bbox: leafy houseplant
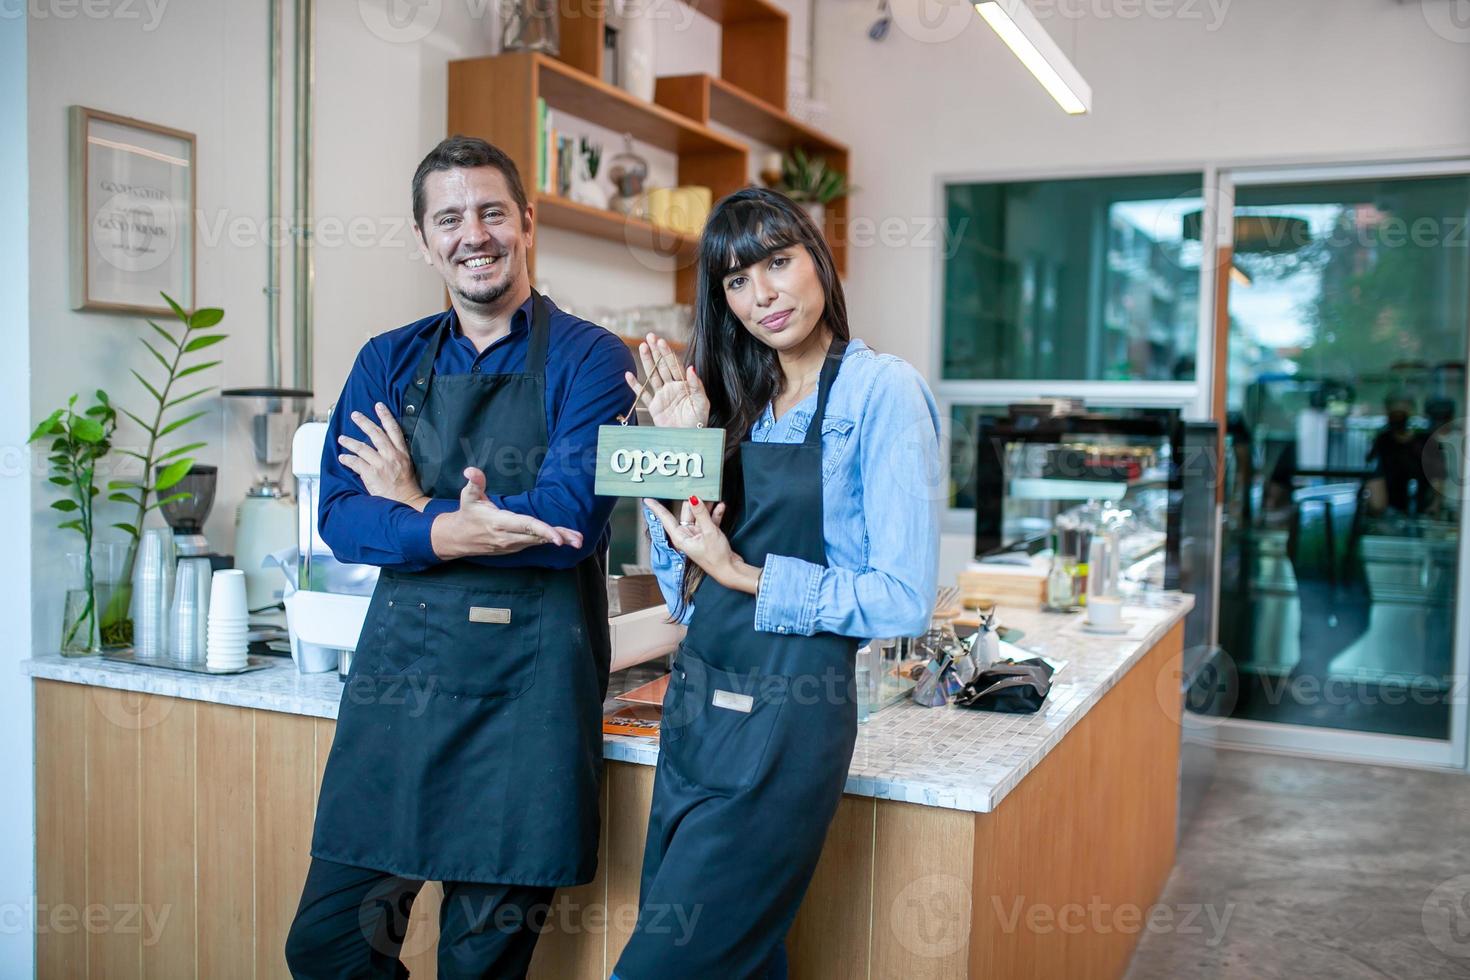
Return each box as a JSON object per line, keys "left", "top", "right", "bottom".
{"left": 30, "top": 392, "right": 118, "bottom": 653}
{"left": 101, "top": 292, "right": 227, "bottom": 646}
{"left": 775, "top": 147, "right": 850, "bottom": 228}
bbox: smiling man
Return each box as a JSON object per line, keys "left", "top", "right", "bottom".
{"left": 285, "top": 136, "right": 634, "bottom": 978}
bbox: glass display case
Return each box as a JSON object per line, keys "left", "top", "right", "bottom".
{"left": 974, "top": 409, "right": 1185, "bottom": 589}
{"left": 972, "top": 408, "right": 1221, "bottom": 650}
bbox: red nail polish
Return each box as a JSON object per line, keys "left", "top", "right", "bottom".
{"left": 689, "top": 496, "right": 700, "bottom": 506}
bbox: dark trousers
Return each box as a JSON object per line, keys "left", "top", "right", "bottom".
{"left": 285, "top": 857, "right": 555, "bottom": 980}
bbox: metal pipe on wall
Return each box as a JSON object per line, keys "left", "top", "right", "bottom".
{"left": 265, "top": 0, "right": 282, "bottom": 387}
{"left": 291, "top": 0, "right": 314, "bottom": 391}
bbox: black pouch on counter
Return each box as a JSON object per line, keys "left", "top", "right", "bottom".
{"left": 953, "top": 658, "right": 1056, "bottom": 714}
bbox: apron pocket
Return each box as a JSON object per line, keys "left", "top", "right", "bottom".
{"left": 419, "top": 585, "right": 544, "bottom": 699}
{"left": 360, "top": 593, "right": 429, "bottom": 676}
{"left": 661, "top": 652, "right": 784, "bottom": 794}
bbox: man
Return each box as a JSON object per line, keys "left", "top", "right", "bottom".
{"left": 285, "top": 136, "right": 634, "bottom": 978}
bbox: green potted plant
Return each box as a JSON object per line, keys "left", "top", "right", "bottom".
{"left": 30, "top": 392, "right": 118, "bottom": 654}
{"left": 775, "top": 147, "right": 850, "bottom": 230}
{"left": 101, "top": 291, "right": 227, "bottom": 647}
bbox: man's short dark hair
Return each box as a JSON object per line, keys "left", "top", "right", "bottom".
{"left": 411, "top": 135, "right": 529, "bottom": 230}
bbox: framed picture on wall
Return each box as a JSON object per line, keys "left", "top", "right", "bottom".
{"left": 69, "top": 106, "right": 195, "bottom": 315}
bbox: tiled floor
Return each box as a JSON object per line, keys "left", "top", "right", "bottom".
{"left": 1125, "top": 748, "right": 1470, "bottom": 980}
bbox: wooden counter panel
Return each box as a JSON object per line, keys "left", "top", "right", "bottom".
{"left": 399, "top": 881, "right": 443, "bottom": 978}
{"left": 85, "top": 688, "right": 142, "bottom": 980}
{"left": 140, "top": 697, "right": 196, "bottom": 979}
{"left": 604, "top": 760, "right": 656, "bottom": 967}
{"left": 254, "top": 712, "right": 316, "bottom": 980}
{"left": 196, "top": 704, "right": 256, "bottom": 979}
{"left": 35, "top": 619, "right": 1183, "bottom": 979}
{"left": 871, "top": 801, "right": 976, "bottom": 979}
{"left": 969, "top": 621, "right": 1183, "bottom": 980}
{"left": 787, "top": 795, "right": 877, "bottom": 979}
{"left": 35, "top": 680, "right": 88, "bottom": 979}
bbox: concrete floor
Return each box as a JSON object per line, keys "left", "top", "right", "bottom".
{"left": 1124, "top": 748, "right": 1470, "bottom": 980}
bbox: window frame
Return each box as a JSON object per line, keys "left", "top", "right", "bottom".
{"left": 931, "top": 163, "right": 1219, "bottom": 534}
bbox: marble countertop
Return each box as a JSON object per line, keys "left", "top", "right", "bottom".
{"left": 25, "top": 594, "right": 1192, "bottom": 814}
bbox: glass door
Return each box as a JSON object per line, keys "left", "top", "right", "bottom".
{"left": 1216, "top": 167, "right": 1470, "bottom": 760}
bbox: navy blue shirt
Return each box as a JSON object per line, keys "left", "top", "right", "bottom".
{"left": 319, "top": 294, "right": 636, "bottom": 572}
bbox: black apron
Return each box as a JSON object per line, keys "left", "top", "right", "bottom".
{"left": 311, "top": 292, "right": 610, "bottom": 887}
{"left": 615, "top": 340, "right": 858, "bottom": 980}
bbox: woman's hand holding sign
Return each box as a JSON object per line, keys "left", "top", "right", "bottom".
{"left": 626, "top": 334, "right": 709, "bottom": 429}
{"left": 644, "top": 495, "right": 763, "bottom": 596}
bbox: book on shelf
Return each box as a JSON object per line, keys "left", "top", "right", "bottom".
{"left": 546, "top": 111, "right": 558, "bottom": 195}
{"left": 536, "top": 97, "right": 547, "bottom": 194}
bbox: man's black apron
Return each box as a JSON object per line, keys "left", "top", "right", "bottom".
{"left": 311, "top": 292, "right": 610, "bottom": 886}
{"left": 615, "top": 340, "right": 858, "bottom": 980}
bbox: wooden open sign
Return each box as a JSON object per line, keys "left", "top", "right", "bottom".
{"left": 595, "top": 425, "right": 724, "bottom": 501}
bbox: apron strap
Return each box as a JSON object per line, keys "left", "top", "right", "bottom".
{"left": 402, "top": 293, "right": 551, "bottom": 417}
{"left": 804, "top": 338, "right": 849, "bottom": 447}
{"left": 403, "top": 312, "right": 452, "bottom": 418}
{"left": 525, "top": 290, "right": 551, "bottom": 380}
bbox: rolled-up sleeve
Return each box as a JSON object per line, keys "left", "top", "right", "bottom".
{"left": 753, "top": 360, "right": 941, "bottom": 638}
{"left": 318, "top": 343, "right": 446, "bottom": 572}
{"left": 644, "top": 505, "right": 694, "bottom": 624}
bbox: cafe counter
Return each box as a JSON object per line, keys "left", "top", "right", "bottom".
{"left": 27, "top": 594, "right": 1191, "bottom": 979}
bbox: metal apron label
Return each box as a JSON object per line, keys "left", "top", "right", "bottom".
{"left": 468, "top": 606, "right": 512, "bottom": 624}
{"left": 711, "top": 689, "right": 754, "bottom": 713}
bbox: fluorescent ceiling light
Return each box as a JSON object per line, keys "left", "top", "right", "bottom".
{"left": 975, "top": 0, "right": 1092, "bottom": 115}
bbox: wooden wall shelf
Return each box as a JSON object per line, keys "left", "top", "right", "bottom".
{"left": 654, "top": 72, "right": 849, "bottom": 274}
{"left": 534, "top": 193, "right": 699, "bottom": 261}
{"left": 449, "top": 52, "right": 746, "bottom": 302}
{"left": 655, "top": 72, "right": 847, "bottom": 155}
{"left": 679, "top": 0, "right": 789, "bottom": 23}
{"left": 536, "top": 55, "right": 745, "bottom": 156}
{"left": 448, "top": 7, "right": 853, "bottom": 303}
{"left": 561, "top": 0, "right": 790, "bottom": 111}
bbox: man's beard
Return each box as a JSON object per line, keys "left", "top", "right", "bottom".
{"left": 454, "top": 274, "right": 514, "bottom": 307}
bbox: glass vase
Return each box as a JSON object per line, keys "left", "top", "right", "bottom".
{"left": 61, "top": 552, "right": 101, "bottom": 656}
{"left": 98, "top": 539, "right": 134, "bottom": 650}
{"left": 502, "top": 0, "right": 559, "bottom": 55}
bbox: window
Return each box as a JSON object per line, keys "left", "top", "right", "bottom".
{"left": 942, "top": 173, "right": 1205, "bottom": 382}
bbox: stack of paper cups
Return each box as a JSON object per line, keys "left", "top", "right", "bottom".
{"left": 132, "top": 528, "right": 176, "bottom": 659}
{"left": 206, "top": 569, "right": 249, "bottom": 670}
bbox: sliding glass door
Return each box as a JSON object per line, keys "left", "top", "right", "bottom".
{"left": 1217, "top": 166, "right": 1470, "bottom": 760}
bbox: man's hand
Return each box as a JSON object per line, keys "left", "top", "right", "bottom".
{"left": 431, "top": 467, "right": 586, "bottom": 559}
{"left": 337, "top": 403, "right": 430, "bottom": 510}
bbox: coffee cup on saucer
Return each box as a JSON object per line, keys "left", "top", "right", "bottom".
{"left": 1086, "top": 595, "right": 1124, "bottom": 630}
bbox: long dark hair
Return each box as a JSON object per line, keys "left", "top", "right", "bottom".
{"left": 673, "top": 186, "right": 851, "bottom": 615}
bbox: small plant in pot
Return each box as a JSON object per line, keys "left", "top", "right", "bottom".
{"left": 30, "top": 392, "right": 118, "bottom": 654}
{"left": 102, "top": 291, "right": 227, "bottom": 647}
{"left": 774, "top": 147, "right": 850, "bottom": 230}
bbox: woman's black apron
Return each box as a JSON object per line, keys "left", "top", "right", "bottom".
{"left": 615, "top": 340, "right": 858, "bottom": 979}
{"left": 311, "top": 292, "right": 610, "bottom": 887}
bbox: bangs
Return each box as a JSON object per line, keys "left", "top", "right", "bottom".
{"left": 705, "top": 199, "right": 804, "bottom": 277}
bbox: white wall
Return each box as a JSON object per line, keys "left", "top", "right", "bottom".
{"left": 26, "top": 0, "right": 780, "bottom": 653}
{"left": 816, "top": 0, "right": 1470, "bottom": 367}
{"left": 28, "top": 2, "right": 271, "bottom": 660}
{"left": 3, "top": 10, "right": 34, "bottom": 978}
{"left": 813, "top": 0, "right": 1470, "bottom": 580}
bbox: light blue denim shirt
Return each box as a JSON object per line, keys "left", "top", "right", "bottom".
{"left": 644, "top": 339, "right": 941, "bottom": 641}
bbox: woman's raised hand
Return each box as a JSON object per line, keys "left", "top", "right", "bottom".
{"left": 624, "top": 334, "right": 710, "bottom": 429}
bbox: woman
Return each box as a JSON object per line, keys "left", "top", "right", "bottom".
{"left": 612, "top": 187, "right": 941, "bottom": 980}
